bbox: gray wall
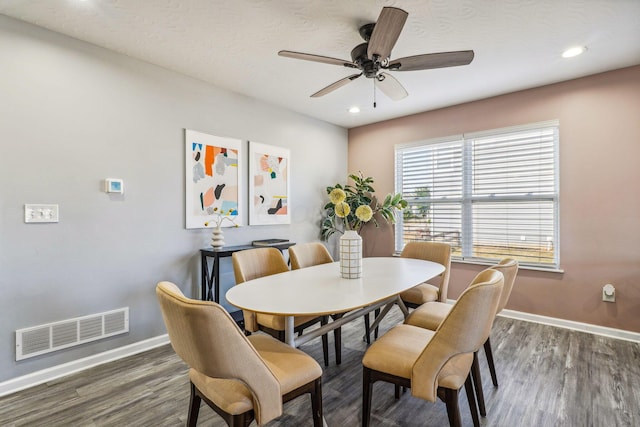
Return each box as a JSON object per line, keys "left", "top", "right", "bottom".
{"left": 0, "top": 15, "right": 347, "bottom": 382}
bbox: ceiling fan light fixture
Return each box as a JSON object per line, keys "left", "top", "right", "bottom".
{"left": 348, "top": 106, "right": 361, "bottom": 113}
{"left": 562, "top": 46, "right": 586, "bottom": 58}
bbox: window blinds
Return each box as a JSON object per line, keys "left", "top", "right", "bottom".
{"left": 396, "top": 121, "right": 559, "bottom": 269}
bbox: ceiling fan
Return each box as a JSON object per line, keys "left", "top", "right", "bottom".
{"left": 278, "top": 7, "right": 474, "bottom": 106}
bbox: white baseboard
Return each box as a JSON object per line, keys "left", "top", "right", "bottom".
{"left": 497, "top": 309, "right": 640, "bottom": 343}
{"left": 0, "top": 334, "right": 169, "bottom": 397}
{"left": 445, "top": 299, "right": 640, "bottom": 343}
{"left": 444, "top": 299, "right": 639, "bottom": 343}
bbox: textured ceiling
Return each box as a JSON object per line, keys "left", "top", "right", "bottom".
{"left": 1, "top": 0, "right": 639, "bottom": 128}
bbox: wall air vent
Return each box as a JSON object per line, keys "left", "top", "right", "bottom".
{"left": 15, "top": 307, "right": 129, "bottom": 361}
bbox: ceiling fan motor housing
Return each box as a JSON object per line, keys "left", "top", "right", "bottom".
{"left": 351, "top": 42, "right": 379, "bottom": 78}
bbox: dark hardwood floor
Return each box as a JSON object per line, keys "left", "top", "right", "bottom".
{"left": 1, "top": 308, "right": 639, "bottom": 426}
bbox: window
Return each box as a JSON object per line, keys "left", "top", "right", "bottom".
{"left": 395, "top": 121, "right": 559, "bottom": 270}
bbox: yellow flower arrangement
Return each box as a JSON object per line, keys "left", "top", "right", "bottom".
{"left": 321, "top": 172, "right": 406, "bottom": 239}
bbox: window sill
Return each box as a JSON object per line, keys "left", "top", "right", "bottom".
{"left": 392, "top": 252, "right": 564, "bottom": 273}
{"left": 452, "top": 258, "right": 565, "bottom": 273}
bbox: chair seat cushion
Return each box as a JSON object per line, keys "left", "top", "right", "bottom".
{"left": 249, "top": 334, "right": 322, "bottom": 395}
{"left": 363, "top": 324, "right": 435, "bottom": 379}
{"left": 405, "top": 302, "right": 452, "bottom": 331}
{"left": 189, "top": 369, "right": 254, "bottom": 415}
{"left": 256, "top": 313, "right": 320, "bottom": 331}
{"left": 363, "top": 324, "right": 473, "bottom": 393}
{"left": 400, "top": 283, "right": 439, "bottom": 305}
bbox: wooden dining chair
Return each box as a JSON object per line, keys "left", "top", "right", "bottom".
{"left": 405, "top": 258, "right": 519, "bottom": 416}
{"left": 289, "top": 242, "right": 344, "bottom": 365}
{"left": 232, "top": 247, "right": 331, "bottom": 366}
{"left": 361, "top": 269, "right": 504, "bottom": 427}
{"left": 398, "top": 241, "right": 452, "bottom": 308}
{"left": 156, "top": 281, "right": 323, "bottom": 427}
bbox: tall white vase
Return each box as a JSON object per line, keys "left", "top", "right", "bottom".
{"left": 339, "top": 230, "right": 362, "bottom": 279}
{"left": 211, "top": 227, "right": 225, "bottom": 248}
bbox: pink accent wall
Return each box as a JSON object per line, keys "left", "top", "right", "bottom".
{"left": 348, "top": 65, "right": 640, "bottom": 333}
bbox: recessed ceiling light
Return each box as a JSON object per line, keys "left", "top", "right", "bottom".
{"left": 562, "top": 46, "right": 586, "bottom": 58}
{"left": 348, "top": 106, "right": 360, "bottom": 114}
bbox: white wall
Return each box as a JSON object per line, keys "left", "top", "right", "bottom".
{"left": 0, "top": 15, "right": 347, "bottom": 382}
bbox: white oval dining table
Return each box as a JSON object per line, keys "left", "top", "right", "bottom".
{"left": 226, "top": 257, "right": 445, "bottom": 347}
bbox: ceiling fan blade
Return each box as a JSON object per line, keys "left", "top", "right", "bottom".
{"left": 278, "top": 50, "right": 358, "bottom": 69}
{"left": 377, "top": 72, "right": 408, "bottom": 101}
{"left": 311, "top": 73, "right": 362, "bottom": 98}
{"left": 388, "top": 50, "right": 475, "bottom": 71}
{"left": 367, "top": 7, "right": 408, "bottom": 61}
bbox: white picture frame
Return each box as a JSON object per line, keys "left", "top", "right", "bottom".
{"left": 248, "top": 141, "right": 291, "bottom": 225}
{"left": 185, "top": 129, "right": 243, "bottom": 229}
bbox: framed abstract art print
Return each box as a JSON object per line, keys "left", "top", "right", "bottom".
{"left": 185, "top": 129, "right": 243, "bottom": 229}
{"left": 248, "top": 141, "right": 291, "bottom": 225}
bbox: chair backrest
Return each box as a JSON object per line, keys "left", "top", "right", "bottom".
{"left": 360, "top": 208, "right": 395, "bottom": 257}
{"left": 155, "top": 281, "right": 282, "bottom": 425}
{"left": 490, "top": 258, "right": 518, "bottom": 314}
{"left": 411, "top": 269, "right": 503, "bottom": 402}
{"left": 400, "top": 241, "right": 452, "bottom": 302}
{"left": 289, "top": 242, "right": 333, "bottom": 270}
{"left": 232, "top": 247, "right": 289, "bottom": 283}
{"left": 232, "top": 248, "right": 289, "bottom": 331}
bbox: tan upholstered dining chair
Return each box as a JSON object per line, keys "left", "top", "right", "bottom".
{"left": 361, "top": 269, "right": 504, "bottom": 427}
{"left": 399, "top": 241, "right": 452, "bottom": 308}
{"left": 156, "top": 281, "right": 323, "bottom": 427}
{"left": 364, "top": 241, "right": 451, "bottom": 347}
{"left": 289, "top": 242, "right": 334, "bottom": 270}
{"left": 289, "top": 242, "right": 343, "bottom": 365}
{"left": 232, "top": 247, "right": 330, "bottom": 366}
{"left": 405, "top": 258, "right": 519, "bottom": 417}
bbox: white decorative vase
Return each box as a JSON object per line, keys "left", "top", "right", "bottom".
{"left": 211, "top": 227, "right": 225, "bottom": 248}
{"left": 339, "top": 230, "right": 362, "bottom": 279}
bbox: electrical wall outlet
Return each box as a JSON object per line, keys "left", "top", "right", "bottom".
{"left": 602, "top": 284, "right": 616, "bottom": 302}
{"left": 24, "top": 204, "right": 59, "bottom": 223}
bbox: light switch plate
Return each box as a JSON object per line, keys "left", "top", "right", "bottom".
{"left": 25, "top": 204, "right": 59, "bottom": 223}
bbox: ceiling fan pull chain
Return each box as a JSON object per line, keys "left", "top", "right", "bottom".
{"left": 373, "top": 78, "right": 377, "bottom": 108}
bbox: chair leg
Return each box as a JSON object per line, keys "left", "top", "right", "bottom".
{"left": 334, "top": 326, "right": 342, "bottom": 365}
{"left": 443, "top": 388, "right": 462, "bottom": 427}
{"left": 363, "top": 309, "right": 381, "bottom": 344}
{"left": 362, "top": 367, "right": 374, "bottom": 427}
{"left": 311, "top": 378, "right": 323, "bottom": 427}
{"left": 471, "top": 352, "right": 486, "bottom": 417}
{"left": 187, "top": 383, "right": 201, "bottom": 427}
{"left": 484, "top": 336, "right": 498, "bottom": 387}
{"left": 331, "top": 313, "right": 343, "bottom": 365}
{"left": 464, "top": 374, "right": 480, "bottom": 427}
{"left": 230, "top": 413, "right": 253, "bottom": 427}
{"left": 373, "top": 308, "right": 380, "bottom": 339}
{"left": 321, "top": 316, "right": 330, "bottom": 366}
{"left": 364, "top": 314, "right": 371, "bottom": 344}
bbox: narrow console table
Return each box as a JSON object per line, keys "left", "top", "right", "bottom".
{"left": 200, "top": 242, "right": 296, "bottom": 324}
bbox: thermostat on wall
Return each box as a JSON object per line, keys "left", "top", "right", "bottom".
{"left": 105, "top": 178, "right": 124, "bottom": 194}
